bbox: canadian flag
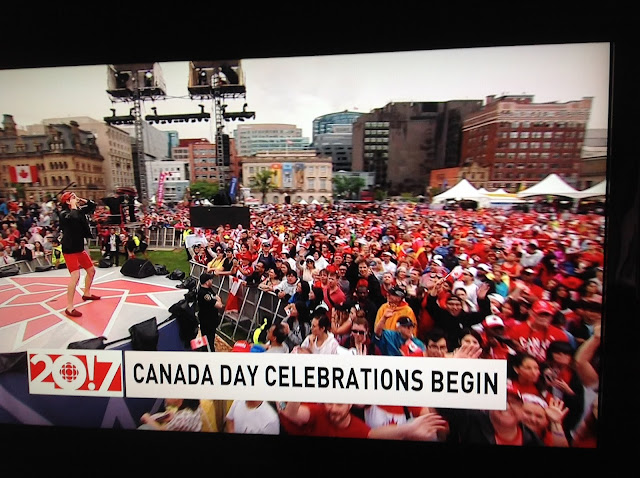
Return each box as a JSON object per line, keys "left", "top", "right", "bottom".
{"left": 9, "top": 165, "right": 39, "bottom": 184}
{"left": 190, "top": 334, "right": 209, "bottom": 350}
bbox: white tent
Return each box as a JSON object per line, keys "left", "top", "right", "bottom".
{"left": 484, "top": 188, "right": 525, "bottom": 204}
{"left": 516, "top": 174, "right": 582, "bottom": 199}
{"left": 431, "top": 179, "right": 491, "bottom": 207}
{"left": 298, "top": 199, "right": 308, "bottom": 205}
{"left": 575, "top": 180, "right": 607, "bottom": 199}
{"left": 477, "top": 187, "right": 489, "bottom": 194}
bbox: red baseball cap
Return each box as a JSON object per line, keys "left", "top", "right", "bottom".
{"left": 60, "top": 191, "right": 74, "bottom": 204}
{"left": 532, "top": 300, "right": 555, "bottom": 315}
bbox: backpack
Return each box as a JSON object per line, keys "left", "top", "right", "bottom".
{"left": 169, "top": 294, "right": 199, "bottom": 348}
{"left": 154, "top": 264, "right": 169, "bottom": 275}
{"left": 177, "top": 276, "right": 198, "bottom": 291}
{"left": 167, "top": 269, "right": 186, "bottom": 281}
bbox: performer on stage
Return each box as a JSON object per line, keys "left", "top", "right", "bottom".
{"left": 59, "top": 191, "right": 100, "bottom": 318}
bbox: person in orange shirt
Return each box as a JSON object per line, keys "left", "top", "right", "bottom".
{"left": 373, "top": 286, "right": 417, "bottom": 332}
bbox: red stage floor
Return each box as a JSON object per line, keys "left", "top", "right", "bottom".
{"left": 0, "top": 267, "right": 187, "bottom": 352}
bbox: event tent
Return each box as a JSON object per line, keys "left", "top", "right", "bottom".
{"left": 516, "top": 173, "right": 582, "bottom": 199}
{"left": 485, "top": 188, "right": 526, "bottom": 204}
{"left": 574, "top": 180, "right": 607, "bottom": 199}
{"left": 431, "top": 179, "right": 491, "bottom": 207}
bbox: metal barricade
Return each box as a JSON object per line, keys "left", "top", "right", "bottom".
{"left": 188, "top": 266, "right": 289, "bottom": 344}
{"left": 0, "top": 255, "right": 53, "bottom": 276}
{"left": 89, "top": 226, "right": 185, "bottom": 250}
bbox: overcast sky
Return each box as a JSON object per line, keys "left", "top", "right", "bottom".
{"left": 0, "top": 42, "right": 610, "bottom": 142}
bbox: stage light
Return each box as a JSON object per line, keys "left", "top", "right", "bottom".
{"left": 144, "top": 71, "right": 153, "bottom": 88}
{"left": 116, "top": 72, "right": 129, "bottom": 89}
{"left": 197, "top": 70, "right": 208, "bottom": 86}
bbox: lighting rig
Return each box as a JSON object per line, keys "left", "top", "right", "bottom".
{"left": 106, "top": 60, "right": 255, "bottom": 197}
{"left": 187, "top": 60, "right": 254, "bottom": 188}
{"left": 145, "top": 105, "right": 211, "bottom": 124}
{"left": 105, "top": 63, "right": 167, "bottom": 204}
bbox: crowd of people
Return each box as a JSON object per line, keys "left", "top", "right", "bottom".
{"left": 1, "top": 195, "right": 603, "bottom": 446}
{"left": 0, "top": 195, "right": 150, "bottom": 270}
{"left": 170, "top": 200, "right": 604, "bottom": 447}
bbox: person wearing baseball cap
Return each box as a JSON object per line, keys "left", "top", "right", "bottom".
{"left": 426, "top": 275, "right": 493, "bottom": 347}
{"left": 197, "top": 272, "right": 223, "bottom": 351}
{"left": 58, "top": 190, "right": 99, "bottom": 318}
{"left": 505, "top": 299, "right": 570, "bottom": 363}
{"left": 373, "top": 286, "right": 417, "bottom": 333}
{"left": 373, "top": 314, "right": 425, "bottom": 357}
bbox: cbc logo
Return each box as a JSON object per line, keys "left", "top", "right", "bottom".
{"left": 28, "top": 351, "right": 124, "bottom": 397}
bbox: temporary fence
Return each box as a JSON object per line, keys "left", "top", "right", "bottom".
{"left": 188, "top": 260, "right": 289, "bottom": 344}
{"left": 88, "top": 225, "right": 185, "bottom": 250}
{"left": 0, "top": 254, "right": 54, "bottom": 276}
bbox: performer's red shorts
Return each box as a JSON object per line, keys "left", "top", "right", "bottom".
{"left": 64, "top": 250, "right": 94, "bottom": 273}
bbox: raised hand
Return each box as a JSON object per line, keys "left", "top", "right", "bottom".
{"left": 452, "top": 343, "right": 483, "bottom": 359}
{"left": 402, "top": 412, "right": 448, "bottom": 441}
{"left": 546, "top": 397, "right": 569, "bottom": 424}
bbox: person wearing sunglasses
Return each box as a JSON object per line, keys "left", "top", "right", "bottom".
{"left": 341, "top": 313, "right": 372, "bottom": 355}
{"left": 373, "top": 314, "right": 425, "bottom": 357}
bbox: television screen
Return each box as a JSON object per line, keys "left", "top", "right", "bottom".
{"left": 0, "top": 19, "right": 634, "bottom": 471}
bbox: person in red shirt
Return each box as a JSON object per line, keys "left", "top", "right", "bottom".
{"left": 508, "top": 352, "right": 544, "bottom": 398}
{"left": 277, "top": 401, "right": 447, "bottom": 440}
{"left": 505, "top": 299, "right": 570, "bottom": 363}
{"left": 579, "top": 240, "right": 604, "bottom": 268}
{"left": 479, "top": 315, "right": 517, "bottom": 360}
{"left": 324, "top": 270, "right": 347, "bottom": 316}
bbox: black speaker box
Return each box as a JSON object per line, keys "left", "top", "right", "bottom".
{"left": 189, "top": 206, "right": 250, "bottom": 229}
{"left": 121, "top": 258, "right": 156, "bottom": 278}
{"left": 67, "top": 337, "right": 107, "bottom": 349}
{"left": 129, "top": 317, "right": 159, "bottom": 351}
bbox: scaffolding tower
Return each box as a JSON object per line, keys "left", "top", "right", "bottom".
{"left": 106, "top": 63, "right": 167, "bottom": 207}
{"left": 188, "top": 60, "right": 247, "bottom": 190}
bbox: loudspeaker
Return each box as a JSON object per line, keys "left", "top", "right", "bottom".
{"left": 189, "top": 206, "right": 250, "bottom": 229}
{"left": 67, "top": 336, "right": 107, "bottom": 349}
{"left": 121, "top": 258, "right": 156, "bottom": 278}
{"left": 129, "top": 317, "right": 158, "bottom": 351}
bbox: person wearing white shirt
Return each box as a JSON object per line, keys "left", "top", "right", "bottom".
{"left": 297, "top": 313, "right": 343, "bottom": 354}
{"left": 452, "top": 269, "right": 479, "bottom": 309}
{"left": 520, "top": 242, "right": 544, "bottom": 268}
{"left": 381, "top": 251, "right": 397, "bottom": 276}
{"left": 225, "top": 400, "right": 280, "bottom": 435}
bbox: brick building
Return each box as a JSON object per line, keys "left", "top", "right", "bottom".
{"left": 461, "top": 95, "right": 592, "bottom": 192}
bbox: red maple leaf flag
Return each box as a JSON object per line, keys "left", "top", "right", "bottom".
{"left": 190, "top": 334, "right": 209, "bottom": 350}
{"left": 9, "top": 165, "right": 38, "bottom": 184}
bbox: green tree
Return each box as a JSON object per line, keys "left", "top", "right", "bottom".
{"left": 189, "top": 181, "right": 219, "bottom": 201}
{"left": 332, "top": 176, "right": 367, "bottom": 199}
{"left": 332, "top": 175, "right": 350, "bottom": 198}
{"left": 348, "top": 176, "right": 366, "bottom": 198}
{"left": 251, "top": 170, "right": 275, "bottom": 203}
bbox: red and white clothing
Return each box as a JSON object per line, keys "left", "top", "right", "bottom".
{"left": 279, "top": 403, "right": 370, "bottom": 439}
{"left": 505, "top": 320, "right": 569, "bottom": 363}
{"left": 364, "top": 405, "right": 424, "bottom": 429}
